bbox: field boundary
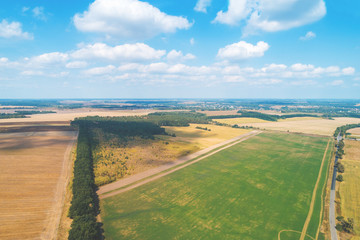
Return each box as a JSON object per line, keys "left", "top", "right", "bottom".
{"left": 299, "top": 139, "right": 331, "bottom": 240}
{"left": 99, "top": 130, "right": 261, "bottom": 199}
{"left": 278, "top": 229, "right": 315, "bottom": 240}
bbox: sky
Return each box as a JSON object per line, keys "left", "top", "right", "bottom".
{"left": 0, "top": 0, "right": 359, "bottom": 99}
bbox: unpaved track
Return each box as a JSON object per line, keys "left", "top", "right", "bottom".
{"left": 99, "top": 130, "right": 261, "bottom": 199}
{"left": 299, "top": 139, "right": 331, "bottom": 240}
{"left": 41, "top": 132, "right": 77, "bottom": 240}
{"left": 278, "top": 229, "right": 315, "bottom": 240}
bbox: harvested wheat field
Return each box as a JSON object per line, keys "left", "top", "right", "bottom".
{"left": 240, "top": 117, "right": 360, "bottom": 136}
{"left": 0, "top": 130, "right": 77, "bottom": 240}
{"left": 339, "top": 140, "right": 360, "bottom": 239}
{"left": 348, "top": 127, "right": 360, "bottom": 138}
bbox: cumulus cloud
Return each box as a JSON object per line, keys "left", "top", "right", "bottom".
{"left": 213, "top": 0, "right": 326, "bottom": 35}
{"left": 71, "top": 43, "right": 166, "bottom": 61}
{"left": 83, "top": 65, "right": 116, "bottom": 75}
{"left": 74, "top": 0, "right": 192, "bottom": 39}
{"left": 30, "top": 52, "right": 69, "bottom": 66}
{"left": 217, "top": 41, "right": 269, "bottom": 60}
{"left": 167, "top": 50, "right": 196, "bottom": 62}
{"left": 300, "top": 31, "right": 316, "bottom": 40}
{"left": 66, "top": 61, "right": 88, "bottom": 69}
{"left": 0, "top": 19, "right": 33, "bottom": 39}
{"left": 342, "top": 67, "right": 355, "bottom": 75}
{"left": 194, "top": 0, "right": 212, "bottom": 13}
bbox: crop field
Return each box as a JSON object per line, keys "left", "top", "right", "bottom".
{"left": 339, "top": 140, "right": 360, "bottom": 239}
{"left": 164, "top": 124, "right": 249, "bottom": 149}
{"left": 347, "top": 128, "right": 360, "bottom": 139}
{"left": 93, "top": 124, "right": 249, "bottom": 186}
{"left": 0, "top": 130, "right": 77, "bottom": 240}
{"left": 100, "top": 132, "right": 332, "bottom": 240}
{"left": 239, "top": 117, "right": 360, "bottom": 136}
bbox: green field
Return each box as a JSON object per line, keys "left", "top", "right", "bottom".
{"left": 101, "top": 132, "right": 332, "bottom": 240}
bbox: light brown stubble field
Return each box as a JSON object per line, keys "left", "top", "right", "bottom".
{"left": 0, "top": 131, "right": 77, "bottom": 240}
{"left": 235, "top": 117, "right": 360, "bottom": 136}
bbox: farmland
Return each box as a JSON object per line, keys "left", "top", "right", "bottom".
{"left": 101, "top": 132, "right": 332, "bottom": 240}
{"left": 235, "top": 117, "right": 360, "bottom": 136}
{"left": 339, "top": 140, "right": 360, "bottom": 239}
{"left": 0, "top": 130, "right": 77, "bottom": 240}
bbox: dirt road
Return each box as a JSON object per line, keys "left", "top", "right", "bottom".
{"left": 99, "top": 130, "right": 261, "bottom": 199}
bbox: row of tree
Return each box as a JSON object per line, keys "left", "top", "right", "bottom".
{"left": 333, "top": 123, "right": 360, "bottom": 137}
{"left": 68, "top": 122, "right": 103, "bottom": 240}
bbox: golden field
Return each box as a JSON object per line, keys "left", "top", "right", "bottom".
{"left": 0, "top": 130, "right": 77, "bottom": 240}
{"left": 339, "top": 140, "right": 360, "bottom": 239}
{"left": 236, "top": 117, "right": 360, "bottom": 136}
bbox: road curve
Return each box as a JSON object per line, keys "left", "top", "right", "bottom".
{"left": 99, "top": 130, "right": 261, "bottom": 199}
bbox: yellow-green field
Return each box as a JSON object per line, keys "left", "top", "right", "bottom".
{"left": 237, "top": 117, "right": 360, "bottom": 136}
{"left": 93, "top": 124, "right": 250, "bottom": 186}
{"left": 339, "top": 140, "right": 360, "bottom": 239}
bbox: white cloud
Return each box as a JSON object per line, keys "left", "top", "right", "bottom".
{"left": 329, "top": 80, "right": 344, "bottom": 86}
{"left": 342, "top": 67, "right": 355, "bottom": 75}
{"left": 213, "top": 0, "right": 252, "bottom": 25}
{"left": 0, "top": 57, "right": 9, "bottom": 63}
{"left": 30, "top": 52, "right": 69, "bottom": 66}
{"left": 190, "top": 38, "right": 195, "bottom": 45}
{"left": 83, "top": 65, "right": 116, "bottom": 75}
{"left": 167, "top": 50, "right": 196, "bottom": 62}
{"left": 213, "top": 0, "right": 326, "bottom": 35}
{"left": 300, "top": 31, "right": 316, "bottom": 40}
{"left": 0, "top": 19, "right": 33, "bottom": 39}
{"left": 21, "top": 70, "right": 44, "bottom": 76}
{"left": 74, "top": 0, "right": 192, "bottom": 39}
{"left": 194, "top": 0, "right": 212, "bottom": 13}
{"left": 72, "top": 43, "right": 166, "bottom": 61}
{"left": 66, "top": 61, "right": 88, "bottom": 69}
{"left": 32, "top": 7, "right": 47, "bottom": 21}
{"left": 291, "top": 63, "right": 315, "bottom": 71}
{"left": 217, "top": 41, "right": 269, "bottom": 60}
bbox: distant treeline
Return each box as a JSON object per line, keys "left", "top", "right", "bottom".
{"left": 0, "top": 111, "right": 56, "bottom": 119}
{"left": 68, "top": 122, "right": 103, "bottom": 240}
{"left": 0, "top": 113, "right": 26, "bottom": 119}
{"left": 208, "top": 111, "right": 317, "bottom": 121}
{"left": 75, "top": 111, "right": 210, "bottom": 127}
{"left": 14, "top": 110, "right": 56, "bottom": 115}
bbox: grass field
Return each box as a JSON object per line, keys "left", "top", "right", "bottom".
{"left": 0, "top": 130, "right": 77, "bottom": 240}
{"left": 339, "top": 140, "right": 360, "bottom": 239}
{"left": 101, "top": 132, "right": 331, "bottom": 240}
{"left": 240, "top": 117, "right": 360, "bottom": 136}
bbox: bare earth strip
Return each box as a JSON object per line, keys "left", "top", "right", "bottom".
{"left": 0, "top": 131, "right": 77, "bottom": 240}
{"left": 99, "top": 130, "right": 261, "bottom": 199}
{"left": 299, "top": 139, "right": 331, "bottom": 240}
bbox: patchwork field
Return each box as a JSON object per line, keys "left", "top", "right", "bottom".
{"left": 93, "top": 124, "right": 249, "bottom": 186}
{"left": 101, "top": 132, "right": 332, "bottom": 240}
{"left": 237, "top": 117, "right": 360, "bottom": 136}
{"left": 0, "top": 130, "right": 77, "bottom": 240}
{"left": 339, "top": 140, "right": 360, "bottom": 239}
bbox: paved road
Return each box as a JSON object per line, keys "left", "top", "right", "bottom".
{"left": 98, "top": 130, "right": 261, "bottom": 199}
{"left": 329, "top": 133, "right": 342, "bottom": 240}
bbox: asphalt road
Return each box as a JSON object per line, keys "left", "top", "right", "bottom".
{"left": 329, "top": 133, "right": 341, "bottom": 240}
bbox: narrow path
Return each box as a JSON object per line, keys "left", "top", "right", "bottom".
{"left": 278, "top": 229, "right": 315, "bottom": 240}
{"left": 99, "top": 130, "right": 261, "bottom": 199}
{"left": 299, "top": 139, "right": 331, "bottom": 240}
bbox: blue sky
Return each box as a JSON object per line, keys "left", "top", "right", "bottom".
{"left": 0, "top": 0, "right": 359, "bottom": 99}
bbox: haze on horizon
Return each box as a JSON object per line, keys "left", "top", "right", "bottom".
{"left": 0, "top": 0, "right": 359, "bottom": 99}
